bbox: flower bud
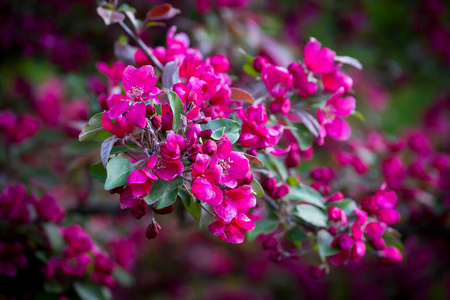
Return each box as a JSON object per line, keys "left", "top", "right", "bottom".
{"left": 268, "top": 250, "right": 282, "bottom": 263}
{"left": 237, "top": 172, "right": 254, "bottom": 186}
{"left": 188, "top": 144, "right": 203, "bottom": 162}
{"left": 145, "top": 221, "right": 161, "bottom": 240}
{"left": 160, "top": 142, "right": 181, "bottom": 161}
{"left": 365, "top": 222, "right": 387, "bottom": 238}
{"left": 371, "top": 237, "right": 386, "bottom": 250}
{"left": 151, "top": 115, "right": 162, "bottom": 129}
{"left": 130, "top": 199, "right": 147, "bottom": 219}
{"left": 202, "top": 140, "right": 217, "bottom": 155}
{"left": 350, "top": 240, "right": 366, "bottom": 262}
{"left": 327, "top": 192, "right": 344, "bottom": 203}
{"left": 146, "top": 104, "right": 156, "bottom": 116}
{"left": 308, "top": 265, "right": 326, "bottom": 280}
{"left": 376, "top": 208, "right": 400, "bottom": 225}
{"left": 263, "top": 237, "right": 278, "bottom": 250}
{"left": 209, "top": 54, "right": 230, "bottom": 73}
{"left": 152, "top": 205, "right": 174, "bottom": 215}
{"left": 199, "top": 129, "right": 213, "bottom": 139}
{"left": 378, "top": 246, "right": 402, "bottom": 266}
{"left": 273, "top": 184, "right": 290, "bottom": 199}
{"left": 253, "top": 56, "right": 270, "bottom": 73}
{"left": 161, "top": 112, "right": 173, "bottom": 132}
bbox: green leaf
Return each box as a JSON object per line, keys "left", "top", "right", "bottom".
{"left": 295, "top": 204, "right": 327, "bottom": 227}
{"left": 317, "top": 229, "right": 340, "bottom": 258}
{"left": 74, "top": 281, "right": 106, "bottom": 300}
{"left": 168, "top": 91, "right": 184, "bottom": 131}
{"left": 243, "top": 64, "right": 260, "bottom": 77}
{"left": 238, "top": 48, "right": 255, "bottom": 64}
{"left": 286, "top": 185, "right": 326, "bottom": 209}
{"left": 179, "top": 189, "right": 201, "bottom": 222}
{"left": 154, "top": 104, "right": 162, "bottom": 115}
{"left": 250, "top": 178, "right": 264, "bottom": 197}
{"left": 43, "top": 223, "right": 64, "bottom": 253}
{"left": 117, "top": 3, "right": 136, "bottom": 13}
{"left": 286, "top": 228, "right": 307, "bottom": 242}
{"left": 44, "top": 281, "right": 65, "bottom": 294}
{"left": 112, "top": 265, "right": 135, "bottom": 287}
{"left": 156, "top": 188, "right": 179, "bottom": 209}
{"left": 201, "top": 119, "right": 241, "bottom": 144}
{"left": 286, "top": 121, "right": 313, "bottom": 150}
{"left": 247, "top": 219, "right": 278, "bottom": 242}
{"left": 90, "top": 162, "right": 107, "bottom": 184}
{"left": 110, "top": 145, "right": 128, "bottom": 154}
{"left": 79, "top": 112, "right": 113, "bottom": 141}
{"left": 351, "top": 110, "right": 365, "bottom": 121}
{"left": 326, "top": 199, "right": 357, "bottom": 215}
{"left": 143, "top": 177, "right": 183, "bottom": 205}
{"left": 287, "top": 176, "right": 300, "bottom": 187}
{"left": 382, "top": 231, "right": 403, "bottom": 252}
{"left": 268, "top": 154, "right": 288, "bottom": 181}
{"left": 104, "top": 157, "right": 133, "bottom": 190}
{"left": 211, "top": 127, "right": 225, "bottom": 140}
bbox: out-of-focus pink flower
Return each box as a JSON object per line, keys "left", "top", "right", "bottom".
{"left": 322, "top": 69, "right": 353, "bottom": 93}
{"left": 0, "top": 242, "right": 28, "bottom": 277}
{"left": 0, "top": 185, "right": 31, "bottom": 224}
{"left": 96, "top": 61, "right": 126, "bottom": 87}
{"left": 288, "top": 62, "right": 318, "bottom": 97}
{"left": 304, "top": 37, "right": 336, "bottom": 74}
{"left": 34, "top": 195, "right": 65, "bottom": 224}
{"left": 381, "top": 156, "right": 405, "bottom": 190}
{"left": 328, "top": 206, "right": 347, "bottom": 226}
{"left": 261, "top": 65, "right": 293, "bottom": 98}
{"left": 214, "top": 185, "right": 256, "bottom": 223}
{"left": 378, "top": 246, "right": 403, "bottom": 266}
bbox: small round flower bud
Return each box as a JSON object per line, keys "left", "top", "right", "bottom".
{"left": 308, "top": 265, "right": 326, "bottom": 280}
{"left": 237, "top": 172, "right": 254, "bottom": 186}
{"left": 253, "top": 56, "right": 270, "bottom": 72}
{"left": 146, "top": 104, "right": 156, "bottom": 116}
{"left": 202, "top": 140, "right": 217, "bottom": 155}
{"left": 199, "top": 129, "right": 213, "bottom": 139}
{"left": 151, "top": 115, "right": 162, "bottom": 129}
{"left": 269, "top": 250, "right": 283, "bottom": 263}
{"left": 145, "top": 221, "right": 161, "bottom": 240}
{"left": 130, "top": 199, "right": 147, "bottom": 219}
{"left": 209, "top": 54, "right": 230, "bottom": 73}
{"left": 263, "top": 237, "right": 278, "bottom": 250}
{"left": 152, "top": 204, "right": 174, "bottom": 215}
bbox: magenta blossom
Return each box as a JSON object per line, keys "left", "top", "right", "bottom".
{"left": 152, "top": 156, "right": 184, "bottom": 181}
{"left": 304, "top": 37, "right": 336, "bottom": 74}
{"left": 127, "top": 169, "right": 158, "bottom": 198}
{"left": 322, "top": 69, "right": 353, "bottom": 93}
{"left": 101, "top": 110, "right": 134, "bottom": 138}
{"left": 191, "top": 154, "right": 223, "bottom": 206}
{"left": 211, "top": 139, "right": 250, "bottom": 188}
{"left": 288, "top": 62, "right": 318, "bottom": 97}
{"left": 261, "top": 65, "right": 293, "bottom": 98}
{"left": 122, "top": 65, "right": 161, "bottom": 101}
{"left": 34, "top": 195, "right": 65, "bottom": 224}
{"left": 214, "top": 185, "right": 256, "bottom": 223}
{"left": 96, "top": 61, "right": 126, "bottom": 87}
{"left": 208, "top": 212, "right": 255, "bottom": 244}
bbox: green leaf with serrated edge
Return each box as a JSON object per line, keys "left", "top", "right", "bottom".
{"left": 295, "top": 204, "right": 327, "bottom": 227}
{"left": 326, "top": 199, "right": 356, "bottom": 216}
{"left": 317, "top": 229, "right": 340, "bottom": 258}
{"left": 143, "top": 177, "right": 183, "bottom": 205}
{"left": 247, "top": 219, "right": 278, "bottom": 242}
{"left": 179, "top": 189, "right": 201, "bottom": 222}
{"left": 168, "top": 91, "right": 183, "bottom": 131}
{"left": 90, "top": 162, "right": 107, "bottom": 184}
{"left": 43, "top": 223, "right": 64, "bottom": 253}
{"left": 112, "top": 265, "right": 135, "bottom": 287}
{"left": 243, "top": 64, "right": 260, "bottom": 77}
{"left": 156, "top": 188, "right": 179, "bottom": 209}
{"left": 286, "top": 228, "right": 307, "bottom": 242}
{"left": 79, "top": 112, "right": 113, "bottom": 141}
{"left": 74, "top": 281, "right": 106, "bottom": 300}
{"left": 286, "top": 120, "right": 313, "bottom": 150}
{"left": 201, "top": 119, "right": 241, "bottom": 144}
{"left": 104, "top": 157, "right": 133, "bottom": 190}
{"left": 250, "top": 178, "right": 264, "bottom": 197}
{"left": 286, "top": 185, "right": 326, "bottom": 209}
{"left": 211, "top": 127, "right": 225, "bottom": 140}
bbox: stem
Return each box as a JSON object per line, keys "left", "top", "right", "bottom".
{"left": 118, "top": 21, "right": 164, "bottom": 71}
{"left": 200, "top": 203, "right": 218, "bottom": 220}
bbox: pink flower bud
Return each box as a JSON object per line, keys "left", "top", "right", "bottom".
{"left": 350, "top": 240, "right": 366, "bottom": 262}
{"left": 371, "top": 237, "right": 386, "bottom": 250}
{"left": 361, "top": 196, "right": 378, "bottom": 214}
{"left": 263, "top": 237, "right": 278, "bottom": 250}
{"left": 327, "top": 192, "right": 344, "bottom": 203}
{"left": 237, "top": 172, "right": 254, "bottom": 186}
{"left": 322, "top": 70, "right": 353, "bottom": 93}
{"left": 151, "top": 115, "right": 162, "bottom": 129}
{"left": 130, "top": 199, "right": 147, "bottom": 219}
{"left": 202, "top": 140, "right": 217, "bottom": 155}
{"left": 308, "top": 265, "right": 326, "bottom": 280}
{"left": 199, "top": 129, "right": 213, "bottom": 139}
{"left": 161, "top": 111, "right": 173, "bottom": 132}
{"left": 146, "top": 104, "right": 156, "bottom": 116}
{"left": 145, "top": 221, "right": 161, "bottom": 240}
{"left": 376, "top": 208, "right": 400, "bottom": 225}
{"left": 365, "top": 222, "right": 387, "bottom": 238}
{"left": 209, "top": 54, "right": 230, "bottom": 73}
{"left": 378, "top": 246, "right": 402, "bottom": 266}
{"left": 328, "top": 207, "right": 347, "bottom": 226}
{"left": 253, "top": 56, "right": 270, "bottom": 72}
{"left": 269, "top": 250, "right": 283, "bottom": 263}
{"left": 269, "top": 97, "right": 291, "bottom": 115}
{"left": 160, "top": 142, "right": 181, "bottom": 161}
{"left": 273, "top": 184, "right": 289, "bottom": 199}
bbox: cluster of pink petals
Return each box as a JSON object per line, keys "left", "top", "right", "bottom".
{"left": 238, "top": 103, "right": 283, "bottom": 151}
{"left": 0, "top": 110, "right": 40, "bottom": 144}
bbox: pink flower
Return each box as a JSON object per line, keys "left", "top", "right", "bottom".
{"left": 96, "top": 61, "right": 126, "bottom": 87}
{"left": 376, "top": 208, "right": 400, "bottom": 225}
{"left": 328, "top": 206, "right": 347, "bottom": 226}
{"left": 378, "top": 246, "right": 402, "bottom": 266}
{"left": 34, "top": 195, "right": 65, "bottom": 224}
{"left": 122, "top": 65, "right": 161, "bottom": 101}
{"left": 62, "top": 225, "right": 93, "bottom": 254}
{"left": 322, "top": 69, "right": 353, "bottom": 93}
{"left": 288, "top": 62, "right": 318, "bottom": 97}
{"left": 127, "top": 102, "right": 147, "bottom": 128}
{"left": 381, "top": 156, "right": 405, "bottom": 190}
{"left": 208, "top": 54, "right": 230, "bottom": 73}
{"left": 0, "top": 185, "right": 31, "bottom": 224}
{"left": 127, "top": 169, "right": 158, "bottom": 198}
{"left": 304, "top": 37, "right": 336, "bottom": 74}
{"left": 61, "top": 253, "right": 91, "bottom": 277}
{"left": 365, "top": 222, "right": 387, "bottom": 238}
{"left": 101, "top": 110, "right": 134, "bottom": 138}
{"left": 211, "top": 139, "right": 250, "bottom": 188}
{"left": 153, "top": 156, "right": 184, "bottom": 181}
{"left": 208, "top": 212, "right": 255, "bottom": 244}
{"left": 261, "top": 65, "right": 293, "bottom": 98}
{"left": 0, "top": 242, "right": 27, "bottom": 277}
{"left": 214, "top": 185, "right": 256, "bottom": 223}
{"left": 191, "top": 154, "right": 223, "bottom": 205}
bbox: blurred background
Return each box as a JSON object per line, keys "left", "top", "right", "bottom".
{"left": 0, "top": 0, "right": 449, "bottom": 299}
